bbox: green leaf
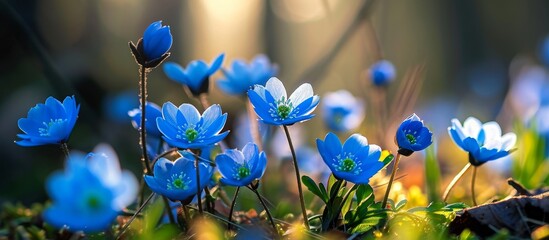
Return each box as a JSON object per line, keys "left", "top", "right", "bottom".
{"left": 395, "top": 199, "right": 408, "bottom": 211}
{"left": 443, "top": 202, "right": 468, "bottom": 211}
{"left": 382, "top": 152, "right": 395, "bottom": 168}
{"left": 355, "top": 184, "right": 373, "bottom": 205}
{"left": 318, "top": 182, "right": 328, "bottom": 202}
{"left": 302, "top": 175, "right": 327, "bottom": 203}
{"left": 424, "top": 142, "right": 441, "bottom": 202}
{"left": 327, "top": 174, "right": 337, "bottom": 194}
{"left": 350, "top": 214, "right": 386, "bottom": 234}
{"left": 426, "top": 201, "right": 445, "bottom": 212}
{"left": 144, "top": 197, "right": 165, "bottom": 233}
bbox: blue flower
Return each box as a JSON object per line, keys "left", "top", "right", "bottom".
{"left": 43, "top": 144, "right": 138, "bottom": 233}
{"left": 128, "top": 102, "right": 163, "bottom": 138}
{"left": 321, "top": 90, "right": 365, "bottom": 132}
{"left": 369, "top": 60, "right": 396, "bottom": 86}
{"left": 164, "top": 53, "right": 225, "bottom": 96}
{"left": 247, "top": 77, "right": 319, "bottom": 125}
{"left": 395, "top": 113, "right": 433, "bottom": 156}
{"left": 143, "top": 21, "right": 173, "bottom": 61}
{"left": 145, "top": 151, "right": 214, "bottom": 201}
{"left": 216, "top": 143, "right": 267, "bottom": 187}
{"left": 217, "top": 54, "right": 278, "bottom": 96}
{"left": 316, "top": 133, "right": 383, "bottom": 184}
{"left": 16, "top": 96, "right": 80, "bottom": 147}
{"left": 448, "top": 117, "right": 517, "bottom": 166}
{"left": 156, "top": 102, "right": 229, "bottom": 149}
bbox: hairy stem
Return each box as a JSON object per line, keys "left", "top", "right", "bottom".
{"left": 282, "top": 125, "right": 310, "bottom": 229}
{"left": 139, "top": 65, "right": 152, "bottom": 175}
{"left": 227, "top": 186, "right": 240, "bottom": 231}
{"left": 381, "top": 153, "right": 402, "bottom": 209}
{"left": 442, "top": 163, "right": 472, "bottom": 202}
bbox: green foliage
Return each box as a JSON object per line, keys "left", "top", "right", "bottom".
{"left": 512, "top": 124, "right": 549, "bottom": 189}
{"left": 424, "top": 143, "right": 442, "bottom": 202}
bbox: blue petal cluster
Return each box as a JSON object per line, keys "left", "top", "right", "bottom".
{"left": 248, "top": 77, "right": 320, "bottom": 125}
{"left": 316, "top": 133, "right": 383, "bottom": 184}
{"left": 43, "top": 144, "right": 138, "bottom": 233}
{"left": 145, "top": 151, "right": 214, "bottom": 201}
{"left": 369, "top": 60, "right": 396, "bottom": 86}
{"left": 16, "top": 96, "right": 80, "bottom": 146}
{"left": 164, "top": 53, "right": 225, "bottom": 95}
{"left": 321, "top": 90, "right": 365, "bottom": 132}
{"left": 156, "top": 102, "right": 229, "bottom": 149}
{"left": 216, "top": 143, "right": 267, "bottom": 186}
{"left": 217, "top": 54, "right": 278, "bottom": 96}
{"left": 128, "top": 101, "right": 163, "bottom": 138}
{"left": 142, "top": 21, "right": 173, "bottom": 61}
{"left": 395, "top": 113, "right": 433, "bottom": 155}
{"left": 448, "top": 117, "right": 517, "bottom": 165}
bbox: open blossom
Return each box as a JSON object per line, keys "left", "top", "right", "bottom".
{"left": 164, "top": 53, "right": 225, "bottom": 96}
{"left": 448, "top": 117, "right": 517, "bottom": 165}
{"left": 321, "top": 90, "right": 365, "bottom": 132}
{"left": 316, "top": 133, "right": 383, "bottom": 184}
{"left": 216, "top": 143, "right": 267, "bottom": 187}
{"left": 43, "top": 144, "right": 138, "bottom": 233}
{"left": 247, "top": 77, "right": 319, "bottom": 125}
{"left": 217, "top": 54, "right": 278, "bottom": 96}
{"left": 395, "top": 113, "right": 433, "bottom": 156}
{"left": 145, "top": 151, "right": 213, "bottom": 201}
{"left": 16, "top": 96, "right": 79, "bottom": 147}
{"left": 156, "top": 102, "right": 229, "bottom": 149}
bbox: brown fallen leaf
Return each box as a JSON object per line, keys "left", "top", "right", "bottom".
{"left": 449, "top": 191, "right": 549, "bottom": 238}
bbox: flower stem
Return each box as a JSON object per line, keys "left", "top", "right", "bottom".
{"left": 227, "top": 186, "right": 240, "bottom": 231}
{"left": 442, "top": 163, "right": 472, "bottom": 202}
{"left": 252, "top": 187, "right": 277, "bottom": 234}
{"left": 60, "top": 142, "right": 70, "bottom": 158}
{"left": 161, "top": 196, "right": 176, "bottom": 224}
{"left": 471, "top": 166, "right": 478, "bottom": 206}
{"left": 193, "top": 152, "right": 203, "bottom": 214}
{"left": 282, "top": 125, "right": 310, "bottom": 229}
{"left": 138, "top": 65, "right": 152, "bottom": 175}
{"left": 381, "top": 153, "right": 402, "bottom": 209}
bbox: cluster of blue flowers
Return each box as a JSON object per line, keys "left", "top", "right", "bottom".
{"left": 14, "top": 20, "right": 519, "bottom": 234}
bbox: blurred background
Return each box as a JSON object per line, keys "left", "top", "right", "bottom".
{"left": 1, "top": 0, "right": 548, "bottom": 207}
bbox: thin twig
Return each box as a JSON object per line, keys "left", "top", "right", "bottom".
{"left": 116, "top": 193, "right": 155, "bottom": 239}
{"left": 297, "top": 0, "right": 377, "bottom": 85}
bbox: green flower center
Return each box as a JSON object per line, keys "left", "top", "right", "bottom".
{"left": 185, "top": 128, "right": 198, "bottom": 142}
{"left": 86, "top": 195, "right": 101, "bottom": 209}
{"left": 38, "top": 118, "right": 67, "bottom": 136}
{"left": 277, "top": 104, "right": 291, "bottom": 119}
{"left": 340, "top": 158, "right": 356, "bottom": 172}
{"left": 406, "top": 133, "right": 416, "bottom": 144}
{"left": 167, "top": 173, "right": 189, "bottom": 190}
{"left": 235, "top": 166, "right": 251, "bottom": 180}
